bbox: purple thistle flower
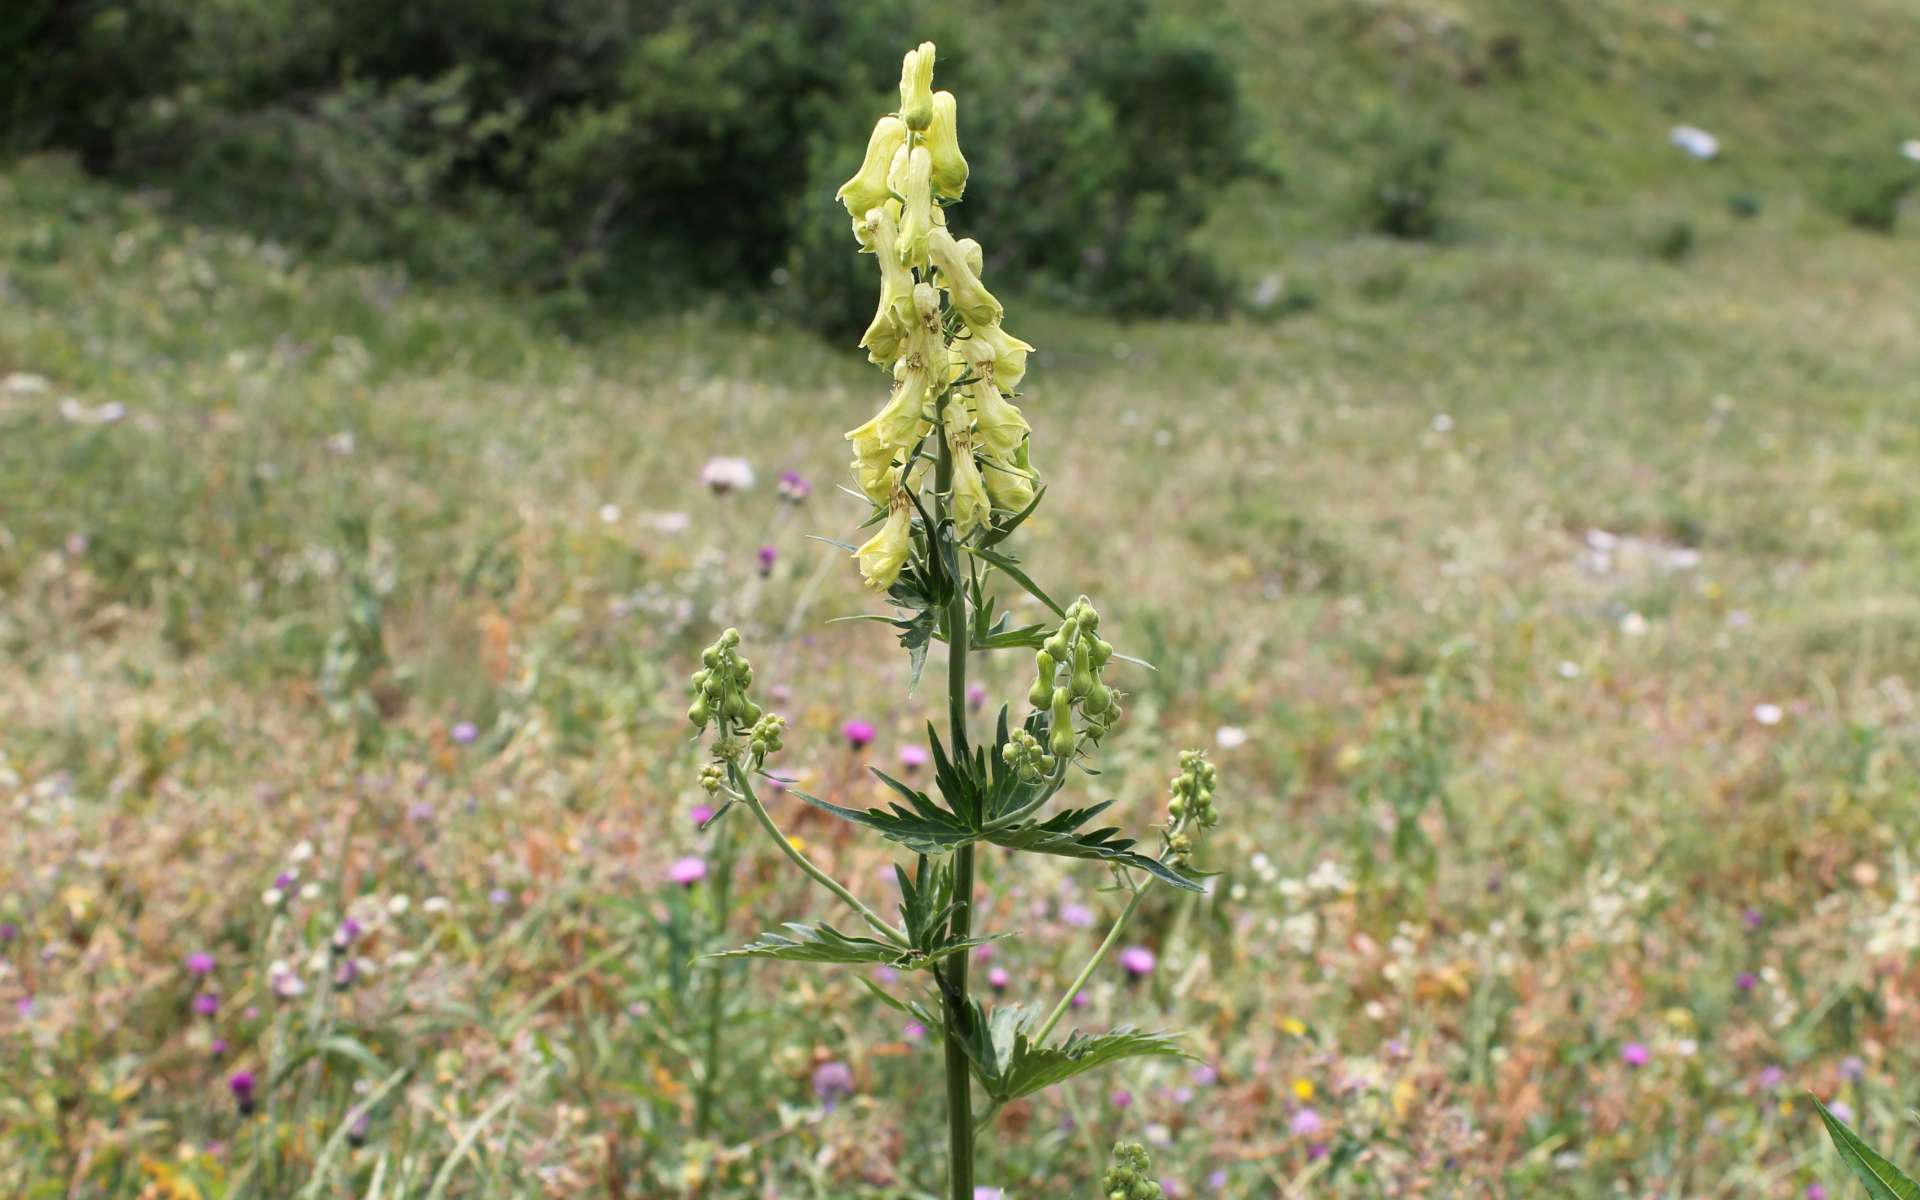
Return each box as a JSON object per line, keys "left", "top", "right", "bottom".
{"left": 966, "top": 683, "right": 988, "bottom": 711}
{"left": 811, "top": 1060, "right": 854, "bottom": 1109}
{"left": 1806, "top": 1186, "right": 1828, "bottom": 1200}
{"left": 1208, "top": 1170, "right": 1229, "bottom": 1191}
{"left": 209, "top": 1037, "right": 228, "bottom": 1057}
{"left": 186, "top": 951, "right": 216, "bottom": 976}
{"left": 1742, "top": 907, "right": 1764, "bottom": 930}
{"left": 690, "top": 804, "right": 715, "bottom": 827}
{"left": 899, "top": 744, "right": 929, "bottom": 772}
{"left": 841, "top": 720, "right": 876, "bottom": 751}
{"left": 489, "top": 888, "right": 512, "bottom": 905}
{"left": 757, "top": 545, "right": 777, "bottom": 576}
{"left": 1841, "top": 1055, "right": 1866, "bottom": 1081}
{"left": 905, "top": 1022, "right": 926, "bottom": 1040}
{"left": 1110, "top": 1089, "right": 1132, "bottom": 1109}
{"left": 1757, "top": 1064, "right": 1785, "bottom": 1089}
{"left": 778, "top": 471, "right": 812, "bottom": 503}
{"left": 1070, "top": 990, "right": 1089, "bottom": 1009}
{"left": 1621, "top": 1042, "right": 1650, "bottom": 1068}
{"left": 669, "top": 856, "right": 708, "bottom": 887}
{"left": 1736, "top": 971, "right": 1757, "bottom": 992}
{"left": 451, "top": 721, "right": 479, "bottom": 745}
{"left": 987, "top": 966, "right": 1010, "bottom": 992}
{"left": 193, "top": 992, "right": 220, "bottom": 1017}
{"left": 229, "top": 1070, "right": 257, "bottom": 1115}
{"left": 273, "top": 871, "right": 297, "bottom": 891}
{"left": 1119, "top": 945, "right": 1157, "bottom": 980}
{"left": 1060, "top": 902, "right": 1096, "bottom": 929}
{"left": 0, "top": 923, "right": 17, "bottom": 943}
{"left": 1290, "top": 1107, "right": 1324, "bottom": 1136}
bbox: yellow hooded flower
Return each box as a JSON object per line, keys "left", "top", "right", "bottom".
{"left": 836, "top": 116, "right": 906, "bottom": 229}
{"left": 964, "top": 322, "right": 1035, "bottom": 393}
{"left": 927, "top": 227, "right": 1002, "bottom": 330}
{"left": 945, "top": 415, "right": 992, "bottom": 538}
{"left": 856, "top": 206, "right": 915, "bottom": 366}
{"left": 956, "top": 236, "right": 984, "bottom": 278}
{"left": 855, "top": 490, "right": 914, "bottom": 591}
{"left": 895, "top": 146, "right": 935, "bottom": 271}
{"left": 926, "top": 91, "right": 968, "bottom": 199}
{"left": 899, "top": 42, "right": 936, "bottom": 131}
{"left": 981, "top": 444, "right": 1037, "bottom": 512}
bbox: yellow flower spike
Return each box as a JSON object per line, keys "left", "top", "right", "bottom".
{"left": 856, "top": 206, "right": 916, "bottom": 366}
{"left": 896, "top": 146, "right": 935, "bottom": 271}
{"left": 926, "top": 91, "right": 968, "bottom": 198}
{"left": 899, "top": 42, "right": 936, "bottom": 131}
{"left": 966, "top": 322, "right": 1034, "bottom": 393}
{"left": 927, "top": 227, "right": 1003, "bottom": 330}
{"left": 855, "top": 488, "right": 914, "bottom": 591}
{"left": 837, "top": 115, "right": 907, "bottom": 228}
{"left": 945, "top": 412, "right": 992, "bottom": 538}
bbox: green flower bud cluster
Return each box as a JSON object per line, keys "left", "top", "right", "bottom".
{"left": 1101, "top": 1141, "right": 1163, "bottom": 1200}
{"left": 1026, "top": 596, "right": 1120, "bottom": 759}
{"left": 1000, "top": 727, "right": 1057, "bottom": 783}
{"left": 687, "top": 628, "right": 760, "bottom": 736}
{"left": 698, "top": 762, "right": 726, "bottom": 795}
{"left": 746, "top": 712, "right": 786, "bottom": 769}
{"left": 1163, "top": 749, "right": 1220, "bottom": 866}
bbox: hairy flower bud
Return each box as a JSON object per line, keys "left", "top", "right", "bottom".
{"left": 925, "top": 90, "right": 969, "bottom": 198}
{"left": 837, "top": 116, "right": 907, "bottom": 229}
{"left": 898, "top": 42, "right": 936, "bottom": 131}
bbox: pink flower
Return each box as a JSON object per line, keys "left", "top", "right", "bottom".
{"left": 1060, "top": 903, "right": 1095, "bottom": 929}
{"left": 690, "top": 804, "right": 715, "bottom": 827}
{"left": 186, "top": 951, "right": 216, "bottom": 975}
{"left": 1290, "top": 1108, "right": 1323, "bottom": 1136}
{"left": 842, "top": 720, "right": 876, "bottom": 751}
{"left": 988, "top": 966, "right": 1010, "bottom": 991}
{"left": 450, "top": 721, "right": 479, "bottom": 745}
{"left": 1620, "top": 1042, "right": 1650, "bottom": 1067}
{"left": 669, "top": 856, "right": 709, "bottom": 887}
{"left": 1119, "top": 945, "right": 1157, "bottom": 979}
{"left": 899, "top": 744, "right": 929, "bottom": 771}
{"left": 757, "top": 546, "right": 777, "bottom": 575}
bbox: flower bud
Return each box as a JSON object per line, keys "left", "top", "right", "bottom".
{"left": 898, "top": 42, "right": 936, "bottom": 131}
{"left": 1090, "top": 638, "right": 1114, "bottom": 668}
{"left": 1029, "top": 678, "right": 1052, "bottom": 708}
{"left": 957, "top": 236, "right": 984, "bottom": 279}
{"left": 836, "top": 115, "right": 907, "bottom": 227}
{"left": 926, "top": 91, "right": 968, "bottom": 198}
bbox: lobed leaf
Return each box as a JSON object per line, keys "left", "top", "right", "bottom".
{"left": 792, "top": 787, "right": 975, "bottom": 855}
{"left": 986, "top": 802, "right": 1206, "bottom": 892}
{"left": 708, "top": 922, "right": 994, "bottom": 971}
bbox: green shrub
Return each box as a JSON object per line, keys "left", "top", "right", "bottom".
{"left": 1819, "top": 143, "right": 1917, "bottom": 232}
{"left": 1355, "top": 112, "right": 1451, "bottom": 240}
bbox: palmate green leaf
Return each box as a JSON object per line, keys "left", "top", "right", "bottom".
{"left": 951, "top": 1002, "right": 1192, "bottom": 1102}
{"left": 1814, "top": 1095, "right": 1920, "bottom": 1199}
{"left": 986, "top": 802, "right": 1206, "bottom": 892}
{"left": 792, "top": 787, "right": 975, "bottom": 855}
{"left": 707, "top": 922, "right": 995, "bottom": 971}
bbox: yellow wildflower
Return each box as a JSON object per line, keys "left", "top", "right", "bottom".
{"left": 946, "top": 413, "right": 992, "bottom": 538}
{"left": 981, "top": 444, "right": 1036, "bottom": 512}
{"left": 856, "top": 206, "right": 915, "bottom": 366}
{"left": 926, "top": 90, "right": 968, "bottom": 198}
{"left": 836, "top": 115, "right": 906, "bottom": 229}
{"left": 928, "top": 227, "right": 1002, "bottom": 329}
{"left": 896, "top": 146, "right": 935, "bottom": 271}
{"left": 964, "top": 322, "right": 1034, "bottom": 393}
{"left": 855, "top": 490, "right": 914, "bottom": 591}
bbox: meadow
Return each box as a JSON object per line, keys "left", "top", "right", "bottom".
{"left": 6, "top": 2, "right": 1920, "bottom": 1196}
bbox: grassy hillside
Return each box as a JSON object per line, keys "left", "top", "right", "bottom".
{"left": 3, "top": 4, "right": 1920, "bottom": 1195}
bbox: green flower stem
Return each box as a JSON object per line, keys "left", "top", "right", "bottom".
{"left": 730, "top": 763, "right": 908, "bottom": 946}
{"left": 936, "top": 395, "right": 977, "bottom": 1200}
{"left": 695, "top": 815, "right": 739, "bottom": 1135}
{"left": 1034, "top": 880, "right": 1151, "bottom": 1045}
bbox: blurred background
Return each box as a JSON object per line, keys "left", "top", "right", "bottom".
{"left": 3, "top": 1, "right": 1920, "bottom": 1197}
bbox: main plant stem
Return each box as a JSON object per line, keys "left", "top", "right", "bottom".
{"left": 935, "top": 396, "right": 976, "bottom": 1200}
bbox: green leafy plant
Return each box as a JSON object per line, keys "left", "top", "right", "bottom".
{"left": 686, "top": 42, "right": 1222, "bottom": 1198}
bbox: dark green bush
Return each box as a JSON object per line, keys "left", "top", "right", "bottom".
{"left": 1819, "top": 142, "right": 1917, "bottom": 233}
{"left": 1355, "top": 113, "right": 1451, "bottom": 241}
{"left": 6, "top": 0, "right": 1259, "bottom": 324}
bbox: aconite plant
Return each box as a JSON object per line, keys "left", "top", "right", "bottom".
{"left": 687, "top": 42, "right": 1220, "bottom": 1197}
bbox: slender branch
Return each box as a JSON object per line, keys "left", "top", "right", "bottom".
{"left": 729, "top": 763, "right": 908, "bottom": 946}
{"left": 1034, "top": 880, "right": 1152, "bottom": 1045}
